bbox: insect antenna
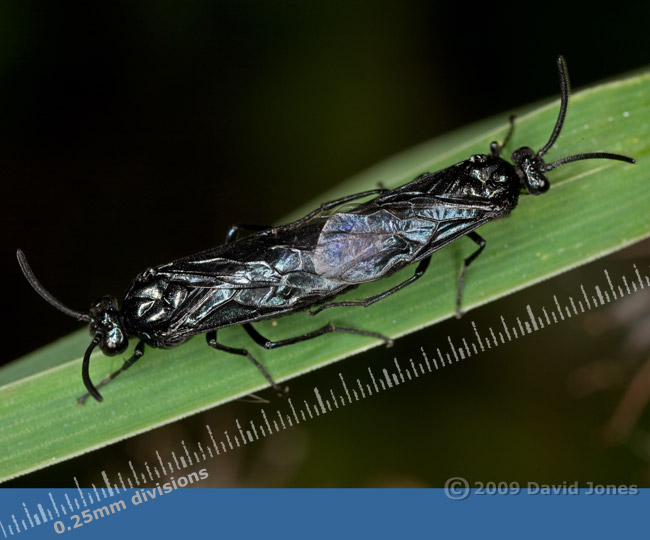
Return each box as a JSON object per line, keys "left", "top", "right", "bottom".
{"left": 543, "top": 152, "right": 635, "bottom": 172}
{"left": 536, "top": 56, "right": 570, "bottom": 159}
{"left": 16, "top": 249, "right": 91, "bottom": 322}
{"left": 82, "top": 336, "right": 103, "bottom": 402}
{"left": 536, "top": 56, "right": 635, "bottom": 170}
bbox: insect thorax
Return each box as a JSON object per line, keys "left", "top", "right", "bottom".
{"left": 460, "top": 154, "right": 522, "bottom": 204}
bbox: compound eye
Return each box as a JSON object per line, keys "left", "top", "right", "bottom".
{"left": 537, "top": 178, "right": 550, "bottom": 193}
{"left": 101, "top": 323, "right": 128, "bottom": 356}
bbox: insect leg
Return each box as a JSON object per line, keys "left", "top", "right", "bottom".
{"left": 77, "top": 340, "right": 146, "bottom": 405}
{"left": 225, "top": 224, "right": 272, "bottom": 243}
{"left": 309, "top": 256, "right": 432, "bottom": 315}
{"left": 225, "top": 190, "right": 389, "bottom": 243}
{"left": 297, "top": 188, "right": 389, "bottom": 223}
{"left": 225, "top": 191, "right": 389, "bottom": 242}
{"left": 490, "top": 115, "right": 517, "bottom": 157}
{"left": 243, "top": 321, "right": 393, "bottom": 350}
{"left": 456, "top": 231, "right": 486, "bottom": 318}
{"left": 206, "top": 330, "right": 288, "bottom": 395}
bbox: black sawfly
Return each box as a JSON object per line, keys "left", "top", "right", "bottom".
{"left": 17, "top": 56, "right": 635, "bottom": 403}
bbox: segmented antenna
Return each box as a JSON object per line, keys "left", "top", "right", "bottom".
{"left": 82, "top": 336, "right": 103, "bottom": 402}
{"left": 537, "top": 56, "right": 635, "bottom": 170}
{"left": 16, "top": 249, "right": 91, "bottom": 322}
{"left": 537, "top": 56, "right": 570, "bottom": 159}
{"left": 544, "top": 152, "right": 635, "bottom": 171}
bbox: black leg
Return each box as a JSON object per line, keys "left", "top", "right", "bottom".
{"left": 225, "top": 190, "right": 389, "bottom": 244}
{"left": 243, "top": 321, "right": 393, "bottom": 349}
{"left": 309, "top": 256, "right": 431, "bottom": 315}
{"left": 456, "top": 231, "right": 486, "bottom": 318}
{"left": 206, "top": 331, "right": 288, "bottom": 395}
{"left": 297, "top": 188, "right": 388, "bottom": 224}
{"left": 490, "top": 114, "right": 517, "bottom": 157}
{"left": 225, "top": 224, "right": 272, "bottom": 243}
{"left": 77, "top": 340, "right": 146, "bottom": 405}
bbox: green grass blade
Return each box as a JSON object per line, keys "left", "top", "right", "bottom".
{"left": 2, "top": 69, "right": 649, "bottom": 482}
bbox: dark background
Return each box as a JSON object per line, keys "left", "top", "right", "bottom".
{"left": 3, "top": 1, "right": 650, "bottom": 487}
